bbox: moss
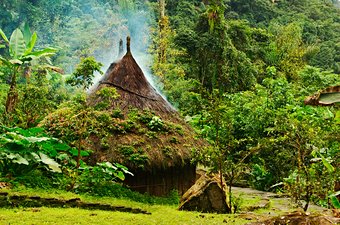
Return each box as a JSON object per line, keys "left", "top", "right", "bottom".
{"left": 119, "top": 145, "right": 135, "bottom": 156}
{"left": 41, "top": 99, "right": 206, "bottom": 172}
{"left": 94, "top": 102, "right": 110, "bottom": 110}
{"left": 137, "top": 127, "right": 147, "bottom": 134}
{"left": 145, "top": 145, "right": 152, "bottom": 151}
{"left": 137, "top": 110, "right": 155, "bottom": 124}
{"left": 169, "top": 136, "right": 179, "bottom": 144}
{"left": 120, "top": 120, "right": 136, "bottom": 132}
{"left": 162, "top": 146, "right": 173, "bottom": 158}
{"left": 146, "top": 131, "right": 158, "bottom": 139}
{"left": 96, "top": 112, "right": 111, "bottom": 124}
{"left": 167, "top": 123, "right": 184, "bottom": 135}
{"left": 111, "top": 109, "right": 124, "bottom": 119}
{"left": 132, "top": 139, "right": 145, "bottom": 147}
{"left": 118, "top": 145, "right": 148, "bottom": 168}
{"left": 100, "top": 137, "right": 110, "bottom": 150}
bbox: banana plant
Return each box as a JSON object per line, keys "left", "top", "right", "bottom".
{"left": 0, "top": 25, "right": 58, "bottom": 113}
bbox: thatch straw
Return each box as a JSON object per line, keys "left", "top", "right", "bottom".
{"left": 86, "top": 37, "right": 203, "bottom": 171}
{"left": 89, "top": 37, "right": 177, "bottom": 119}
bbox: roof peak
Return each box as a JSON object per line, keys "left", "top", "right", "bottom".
{"left": 126, "top": 36, "right": 131, "bottom": 55}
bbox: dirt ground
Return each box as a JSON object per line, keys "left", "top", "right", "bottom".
{"left": 231, "top": 187, "right": 340, "bottom": 224}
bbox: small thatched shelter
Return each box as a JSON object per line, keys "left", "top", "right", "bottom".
{"left": 179, "top": 174, "right": 230, "bottom": 213}
{"left": 87, "top": 37, "right": 203, "bottom": 196}
{"left": 304, "top": 85, "right": 340, "bottom": 106}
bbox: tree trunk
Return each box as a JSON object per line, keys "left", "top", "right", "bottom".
{"left": 5, "top": 70, "right": 18, "bottom": 113}
{"left": 159, "top": 0, "right": 165, "bottom": 18}
{"left": 158, "top": 0, "right": 167, "bottom": 63}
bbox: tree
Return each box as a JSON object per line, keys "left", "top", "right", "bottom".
{"left": 66, "top": 56, "right": 103, "bottom": 90}
{"left": 66, "top": 56, "right": 103, "bottom": 169}
{"left": 0, "top": 25, "right": 57, "bottom": 113}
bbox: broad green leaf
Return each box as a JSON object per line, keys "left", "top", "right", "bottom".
{"left": 39, "top": 152, "right": 61, "bottom": 173}
{"left": 31, "top": 152, "right": 40, "bottom": 161}
{"left": 0, "top": 28, "right": 9, "bottom": 44}
{"left": 39, "top": 142, "right": 58, "bottom": 157}
{"left": 80, "top": 150, "right": 90, "bottom": 157}
{"left": 25, "top": 127, "right": 45, "bottom": 136}
{"left": 115, "top": 171, "right": 125, "bottom": 180}
{"left": 53, "top": 142, "right": 70, "bottom": 151}
{"left": 27, "top": 47, "right": 58, "bottom": 58}
{"left": 106, "top": 162, "right": 117, "bottom": 169}
{"left": 6, "top": 153, "right": 18, "bottom": 160}
{"left": 123, "top": 169, "right": 134, "bottom": 176}
{"left": 319, "top": 153, "right": 334, "bottom": 173}
{"left": 114, "top": 163, "right": 133, "bottom": 176}
{"left": 114, "top": 162, "right": 128, "bottom": 170}
{"left": 9, "top": 28, "right": 26, "bottom": 59}
{"left": 314, "top": 151, "right": 334, "bottom": 173}
{"left": 330, "top": 196, "right": 340, "bottom": 209}
{"left": 56, "top": 153, "right": 70, "bottom": 161}
{"left": 12, "top": 154, "right": 29, "bottom": 165}
{"left": 70, "top": 148, "right": 79, "bottom": 157}
{"left": 9, "top": 59, "right": 23, "bottom": 65}
{"left": 23, "top": 23, "right": 32, "bottom": 46}
{"left": 69, "top": 148, "right": 89, "bottom": 157}
{"left": 336, "top": 111, "right": 340, "bottom": 124}
{"left": 24, "top": 32, "right": 37, "bottom": 55}
{"left": 0, "top": 44, "right": 5, "bottom": 48}
{"left": 25, "top": 136, "right": 50, "bottom": 142}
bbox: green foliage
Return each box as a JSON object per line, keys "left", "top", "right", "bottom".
{"left": 250, "top": 164, "right": 274, "bottom": 191}
{"left": 94, "top": 87, "right": 119, "bottom": 110}
{"left": 67, "top": 56, "right": 103, "bottom": 89}
{"left": 298, "top": 66, "right": 340, "bottom": 94}
{"left": 74, "top": 161, "right": 133, "bottom": 194}
{"left": 0, "top": 0, "right": 339, "bottom": 207}
{"left": 0, "top": 27, "right": 57, "bottom": 65}
{"left": 0, "top": 125, "right": 132, "bottom": 194}
{"left": 0, "top": 126, "right": 67, "bottom": 177}
{"left": 0, "top": 25, "right": 58, "bottom": 114}
{"left": 330, "top": 191, "right": 340, "bottom": 209}
{"left": 118, "top": 145, "right": 148, "bottom": 168}
{"left": 147, "top": 116, "right": 164, "bottom": 131}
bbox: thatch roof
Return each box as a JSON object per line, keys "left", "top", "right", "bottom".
{"left": 304, "top": 85, "right": 340, "bottom": 106}
{"left": 89, "top": 36, "right": 177, "bottom": 119}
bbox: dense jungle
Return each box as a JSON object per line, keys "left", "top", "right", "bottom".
{"left": 0, "top": 0, "right": 339, "bottom": 224}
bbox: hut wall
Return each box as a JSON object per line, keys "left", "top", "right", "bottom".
{"left": 124, "top": 164, "right": 196, "bottom": 196}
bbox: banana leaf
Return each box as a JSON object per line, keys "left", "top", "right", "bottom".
{"left": 9, "top": 28, "right": 26, "bottom": 59}
{"left": 0, "top": 28, "right": 9, "bottom": 44}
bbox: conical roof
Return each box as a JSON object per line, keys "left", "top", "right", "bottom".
{"left": 89, "top": 36, "right": 176, "bottom": 117}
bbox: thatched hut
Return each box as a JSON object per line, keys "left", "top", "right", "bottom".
{"left": 87, "top": 37, "right": 202, "bottom": 196}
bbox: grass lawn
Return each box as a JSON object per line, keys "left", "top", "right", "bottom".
{"left": 1, "top": 187, "right": 329, "bottom": 225}
{"left": 0, "top": 189, "right": 249, "bottom": 225}
{"left": 0, "top": 206, "right": 248, "bottom": 225}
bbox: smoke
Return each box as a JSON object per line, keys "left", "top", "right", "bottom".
{"left": 21, "top": 0, "right": 168, "bottom": 101}
{"left": 85, "top": 1, "right": 166, "bottom": 99}
{"left": 89, "top": 2, "right": 171, "bottom": 104}
{"left": 91, "top": 3, "right": 153, "bottom": 87}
